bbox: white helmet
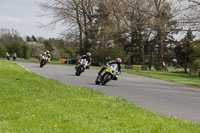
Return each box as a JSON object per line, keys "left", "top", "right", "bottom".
{"left": 86, "top": 52, "right": 91, "bottom": 57}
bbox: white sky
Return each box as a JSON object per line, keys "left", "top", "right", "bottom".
{"left": 0, "top": 0, "right": 64, "bottom": 39}
{"left": 1, "top": 0, "right": 199, "bottom": 40}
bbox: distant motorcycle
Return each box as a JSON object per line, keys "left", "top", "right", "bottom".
{"left": 40, "top": 55, "right": 48, "bottom": 67}
{"left": 95, "top": 64, "right": 119, "bottom": 85}
{"left": 75, "top": 59, "right": 88, "bottom": 76}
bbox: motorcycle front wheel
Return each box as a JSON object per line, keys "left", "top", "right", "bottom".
{"left": 40, "top": 60, "right": 43, "bottom": 67}
{"left": 95, "top": 75, "right": 101, "bottom": 84}
{"left": 75, "top": 66, "right": 82, "bottom": 76}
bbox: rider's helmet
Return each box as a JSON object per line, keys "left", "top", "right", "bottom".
{"left": 86, "top": 52, "right": 91, "bottom": 57}
{"left": 46, "top": 50, "right": 50, "bottom": 54}
{"left": 116, "top": 58, "right": 122, "bottom": 64}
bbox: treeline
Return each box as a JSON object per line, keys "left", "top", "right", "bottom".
{"left": 0, "top": 29, "right": 31, "bottom": 59}
{"left": 0, "top": 28, "right": 77, "bottom": 60}
{"left": 26, "top": 37, "right": 77, "bottom": 60}
{"left": 39, "top": 0, "right": 200, "bottom": 72}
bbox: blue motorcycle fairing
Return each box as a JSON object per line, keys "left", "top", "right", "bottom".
{"left": 99, "top": 64, "right": 119, "bottom": 81}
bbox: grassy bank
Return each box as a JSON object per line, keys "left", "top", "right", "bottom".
{"left": 92, "top": 66, "right": 200, "bottom": 88}
{"left": 123, "top": 69, "right": 200, "bottom": 88}
{"left": 0, "top": 57, "right": 39, "bottom": 62}
{"left": 0, "top": 61, "right": 200, "bottom": 132}
{"left": 0, "top": 57, "right": 73, "bottom": 66}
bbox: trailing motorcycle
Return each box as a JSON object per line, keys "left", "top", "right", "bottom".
{"left": 40, "top": 55, "right": 48, "bottom": 67}
{"left": 95, "top": 64, "right": 119, "bottom": 85}
{"left": 75, "top": 59, "right": 88, "bottom": 76}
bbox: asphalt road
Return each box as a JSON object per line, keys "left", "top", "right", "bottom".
{"left": 17, "top": 62, "right": 200, "bottom": 122}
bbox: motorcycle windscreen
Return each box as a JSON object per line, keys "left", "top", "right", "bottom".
{"left": 110, "top": 64, "right": 118, "bottom": 75}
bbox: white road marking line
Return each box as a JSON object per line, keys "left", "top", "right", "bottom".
{"left": 15, "top": 62, "right": 30, "bottom": 72}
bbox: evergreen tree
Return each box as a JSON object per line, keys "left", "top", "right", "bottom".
{"left": 31, "top": 35, "right": 38, "bottom": 42}
{"left": 26, "top": 36, "right": 31, "bottom": 42}
{"left": 174, "top": 28, "right": 195, "bottom": 73}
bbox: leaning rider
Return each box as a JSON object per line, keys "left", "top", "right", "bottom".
{"left": 98, "top": 58, "right": 122, "bottom": 80}
{"left": 46, "top": 50, "right": 51, "bottom": 63}
{"left": 6, "top": 52, "right": 10, "bottom": 60}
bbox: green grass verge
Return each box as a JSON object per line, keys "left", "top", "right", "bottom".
{"left": 0, "top": 57, "right": 39, "bottom": 63}
{"left": 123, "top": 69, "right": 200, "bottom": 88}
{"left": 0, "top": 61, "right": 200, "bottom": 132}
{"left": 92, "top": 65, "right": 200, "bottom": 88}
{"left": 166, "top": 66, "right": 187, "bottom": 73}
{"left": 0, "top": 58, "right": 75, "bottom": 66}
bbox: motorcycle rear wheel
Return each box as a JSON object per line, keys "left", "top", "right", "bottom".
{"left": 102, "top": 73, "right": 112, "bottom": 85}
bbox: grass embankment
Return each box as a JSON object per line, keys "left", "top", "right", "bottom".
{"left": 0, "top": 57, "right": 39, "bottom": 63}
{"left": 123, "top": 69, "right": 200, "bottom": 88}
{"left": 92, "top": 65, "right": 200, "bottom": 88}
{"left": 0, "top": 57, "right": 74, "bottom": 66}
{"left": 0, "top": 61, "right": 200, "bottom": 132}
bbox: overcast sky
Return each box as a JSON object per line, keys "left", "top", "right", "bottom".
{"left": 0, "top": 0, "right": 63, "bottom": 39}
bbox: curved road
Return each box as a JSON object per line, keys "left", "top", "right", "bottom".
{"left": 17, "top": 62, "right": 200, "bottom": 122}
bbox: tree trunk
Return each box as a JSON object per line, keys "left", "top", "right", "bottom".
{"left": 184, "top": 67, "right": 187, "bottom": 73}
{"left": 75, "top": 4, "right": 83, "bottom": 55}
{"left": 138, "top": 31, "right": 144, "bottom": 65}
{"left": 184, "top": 58, "right": 187, "bottom": 73}
{"left": 157, "top": 28, "right": 164, "bottom": 70}
{"left": 149, "top": 43, "right": 153, "bottom": 70}
{"left": 79, "top": 30, "right": 83, "bottom": 54}
{"left": 82, "top": 0, "right": 90, "bottom": 53}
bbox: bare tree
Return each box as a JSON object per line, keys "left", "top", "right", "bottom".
{"left": 39, "top": 0, "right": 193, "bottom": 69}
{"left": 39, "top": 0, "right": 85, "bottom": 54}
{"left": 145, "top": 0, "right": 179, "bottom": 70}
{"left": 0, "top": 28, "right": 21, "bottom": 45}
{"left": 176, "top": 0, "right": 200, "bottom": 31}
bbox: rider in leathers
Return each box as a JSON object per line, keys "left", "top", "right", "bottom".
{"left": 76, "top": 52, "right": 92, "bottom": 70}
{"left": 98, "top": 58, "right": 122, "bottom": 80}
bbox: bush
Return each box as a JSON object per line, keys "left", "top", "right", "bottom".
{"left": 22, "top": 43, "right": 31, "bottom": 59}
{"left": 6, "top": 41, "right": 31, "bottom": 59}
{"left": 6, "top": 41, "right": 23, "bottom": 57}
{"left": 0, "top": 44, "right": 7, "bottom": 57}
{"left": 28, "top": 42, "right": 46, "bottom": 58}
{"left": 51, "top": 49, "right": 61, "bottom": 60}
{"left": 193, "top": 59, "right": 200, "bottom": 71}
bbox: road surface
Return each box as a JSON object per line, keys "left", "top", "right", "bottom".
{"left": 17, "top": 62, "right": 200, "bottom": 122}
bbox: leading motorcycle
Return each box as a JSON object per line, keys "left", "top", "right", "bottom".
{"left": 40, "top": 55, "right": 48, "bottom": 67}
{"left": 95, "top": 64, "right": 119, "bottom": 85}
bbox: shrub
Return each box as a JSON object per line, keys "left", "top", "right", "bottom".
{"left": 0, "top": 44, "right": 7, "bottom": 57}
{"left": 6, "top": 41, "right": 31, "bottom": 59}
{"left": 28, "top": 42, "right": 46, "bottom": 58}
{"left": 51, "top": 49, "right": 61, "bottom": 60}
{"left": 6, "top": 41, "right": 23, "bottom": 57}
{"left": 193, "top": 58, "right": 200, "bottom": 71}
{"left": 22, "top": 43, "right": 31, "bottom": 59}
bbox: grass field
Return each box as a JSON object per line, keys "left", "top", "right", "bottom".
{"left": 0, "top": 57, "right": 74, "bottom": 66}
{"left": 123, "top": 69, "right": 200, "bottom": 88}
{"left": 0, "top": 57, "right": 39, "bottom": 62}
{"left": 0, "top": 60, "right": 200, "bottom": 132}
